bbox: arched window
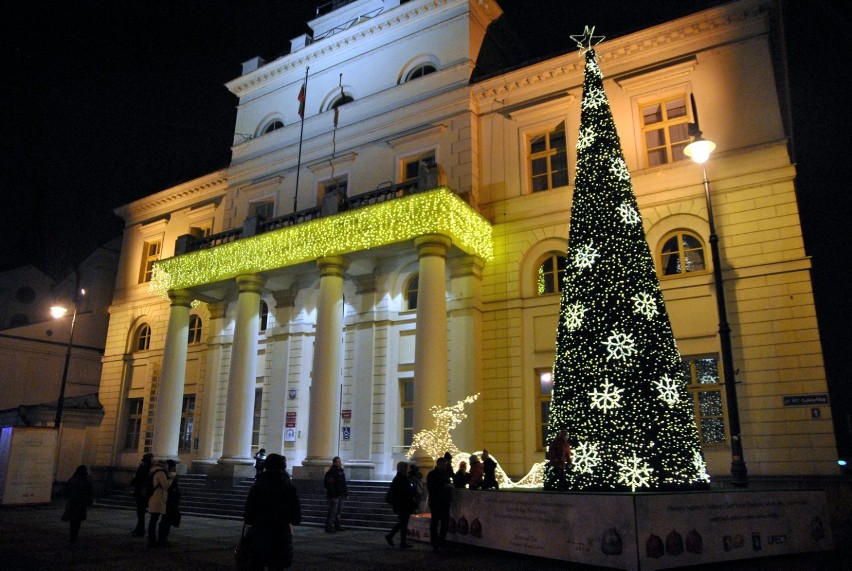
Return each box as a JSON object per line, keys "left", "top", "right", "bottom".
{"left": 405, "top": 275, "right": 419, "bottom": 310}
{"left": 135, "top": 323, "right": 152, "bottom": 352}
{"left": 537, "top": 253, "right": 567, "bottom": 295}
{"left": 259, "top": 300, "right": 269, "bottom": 332}
{"left": 330, "top": 94, "right": 354, "bottom": 110}
{"left": 263, "top": 120, "right": 284, "bottom": 134}
{"left": 659, "top": 231, "right": 706, "bottom": 277}
{"left": 188, "top": 314, "right": 202, "bottom": 345}
{"left": 405, "top": 64, "right": 436, "bottom": 82}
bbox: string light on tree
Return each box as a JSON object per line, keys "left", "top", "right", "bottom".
{"left": 544, "top": 29, "right": 708, "bottom": 491}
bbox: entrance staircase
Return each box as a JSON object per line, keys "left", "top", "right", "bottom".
{"left": 95, "top": 474, "right": 396, "bottom": 530}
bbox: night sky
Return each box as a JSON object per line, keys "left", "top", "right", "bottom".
{"left": 2, "top": 1, "right": 850, "bottom": 457}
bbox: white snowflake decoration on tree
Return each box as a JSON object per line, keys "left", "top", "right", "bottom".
{"left": 631, "top": 291, "right": 658, "bottom": 319}
{"left": 609, "top": 157, "right": 630, "bottom": 181}
{"left": 576, "top": 126, "right": 596, "bottom": 151}
{"left": 653, "top": 373, "right": 680, "bottom": 407}
{"left": 617, "top": 454, "right": 654, "bottom": 491}
{"left": 692, "top": 451, "right": 711, "bottom": 483}
{"left": 585, "top": 57, "right": 603, "bottom": 78}
{"left": 572, "top": 441, "right": 600, "bottom": 474}
{"left": 573, "top": 242, "right": 600, "bottom": 270}
{"left": 563, "top": 302, "right": 588, "bottom": 331}
{"left": 588, "top": 379, "right": 624, "bottom": 412}
{"left": 602, "top": 330, "right": 637, "bottom": 361}
{"left": 617, "top": 202, "right": 641, "bottom": 225}
{"left": 582, "top": 86, "right": 607, "bottom": 110}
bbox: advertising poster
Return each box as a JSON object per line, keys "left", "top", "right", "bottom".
{"left": 0, "top": 427, "right": 59, "bottom": 505}
{"left": 447, "top": 490, "right": 637, "bottom": 569}
{"left": 635, "top": 490, "right": 832, "bottom": 570}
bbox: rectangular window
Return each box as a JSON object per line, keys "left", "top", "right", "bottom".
{"left": 641, "top": 95, "right": 690, "bottom": 166}
{"left": 252, "top": 388, "right": 263, "bottom": 448}
{"left": 401, "top": 379, "right": 414, "bottom": 447}
{"left": 139, "top": 240, "right": 162, "bottom": 284}
{"left": 124, "top": 398, "right": 144, "bottom": 450}
{"left": 536, "top": 368, "right": 554, "bottom": 450}
{"left": 528, "top": 121, "right": 568, "bottom": 192}
{"left": 248, "top": 200, "right": 274, "bottom": 219}
{"left": 318, "top": 176, "right": 348, "bottom": 207}
{"left": 682, "top": 355, "right": 727, "bottom": 445}
{"left": 401, "top": 150, "right": 436, "bottom": 184}
{"left": 178, "top": 395, "right": 196, "bottom": 452}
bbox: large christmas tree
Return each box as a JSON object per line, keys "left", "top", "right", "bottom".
{"left": 544, "top": 28, "right": 709, "bottom": 492}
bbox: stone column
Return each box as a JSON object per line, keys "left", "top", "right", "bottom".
{"left": 192, "top": 301, "right": 228, "bottom": 470}
{"left": 151, "top": 289, "right": 193, "bottom": 460}
{"left": 300, "top": 256, "right": 346, "bottom": 477}
{"left": 413, "top": 234, "right": 451, "bottom": 468}
{"left": 448, "top": 255, "right": 484, "bottom": 452}
{"left": 264, "top": 286, "right": 297, "bottom": 455}
{"left": 219, "top": 274, "right": 264, "bottom": 470}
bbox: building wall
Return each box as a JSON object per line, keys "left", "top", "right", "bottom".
{"left": 92, "top": 0, "right": 838, "bottom": 480}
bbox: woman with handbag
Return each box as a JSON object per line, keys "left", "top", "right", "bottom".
{"left": 243, "top": 453, "right": 301, "bottom": 570}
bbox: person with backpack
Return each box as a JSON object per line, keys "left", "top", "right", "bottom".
{"left": 129, "top": 452, "right": 153, "bottom": 537}
{"left": 147, "top": 460, "right": 173, "bottom": 547}
{"left": 384, "top": 461, "right": 416, "bottom": 549}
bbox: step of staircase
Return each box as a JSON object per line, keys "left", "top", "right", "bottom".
{"left": 95, "top": 475, "right": 396, "bottom": 530}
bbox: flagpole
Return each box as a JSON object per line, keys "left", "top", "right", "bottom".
{"left": 293, "top": 66, "right": 309, "bottom": 214}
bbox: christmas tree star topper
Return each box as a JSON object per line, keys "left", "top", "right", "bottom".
{"left": 570, "top": 25, "right": 605, "bottom": 55}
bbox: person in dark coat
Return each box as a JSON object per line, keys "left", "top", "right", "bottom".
{"left": 323, "top": 456, "right": 347, "bottom": 533}
{"left": 453, "top": 460, "right": 470, "bottom": 489}
{"left": 62, "top": 465, "right": 93, "bottom": 541}
{"left": 129, "top": 452, "right": 153, "bottom": 536}
{"left": 481, "top": 449, "right": 499, "bottom": 490}
{"left": 384, "top": 461, "right": 416, "bottom": 549}
{"left": 254, "top": 448, "right": 266, "bottom": 480}
{"left": 426, "top": 457, "right": 452, "bottom": 549}
{"left": 244, "top": 454, "right": 302, "bottom": 570}
{"left": 158, "top": 459, "right": 181, "bottom": 546}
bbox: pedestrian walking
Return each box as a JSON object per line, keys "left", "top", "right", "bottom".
{"left": 384, "top": 461, "right": 417, "bottom": 549}
{"left": 62, "top": 465, "right": 93, "bottom": 542}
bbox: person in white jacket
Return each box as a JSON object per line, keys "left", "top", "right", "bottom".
{"left": 147, "top": 460, "right": 173, "bottom": 547}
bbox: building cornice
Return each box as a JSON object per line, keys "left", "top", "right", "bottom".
{"left": 473, "top": 0, "right": 771, "bottom": 105}
{"left": 115, "top": 171, "right": 229, "bottom": 225}
{"left": 226, "top": 0, "right": 463, "bottom": 98}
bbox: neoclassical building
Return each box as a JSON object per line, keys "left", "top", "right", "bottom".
{"left": 94, "top": 0, "right": 838, "bottom": 482}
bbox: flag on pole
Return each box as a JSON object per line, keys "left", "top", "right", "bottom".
{"left": 297, "top": 83, "right": 306, "bottom": 118}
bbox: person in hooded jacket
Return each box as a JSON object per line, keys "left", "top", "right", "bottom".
{"left": 244, "top": 453, "right": 302, "bottom": 570}
{"left": 62, "top": 465, "right": 93, "bottom": 542}
{"left": 147, "top": 460, "right": 173, "bottom": 547}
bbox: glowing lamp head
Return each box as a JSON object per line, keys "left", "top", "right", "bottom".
{"left": 683, "top": 137, "right": 716, "bottom": 164}
{"left": 50, "top": 306, "right": 68, "bottom": 319}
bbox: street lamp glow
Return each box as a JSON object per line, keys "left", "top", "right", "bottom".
{"left": 683, "top": 137, "right": 716, "bottom": 164}
{"left": 50, "top": 305, "right": 68, "bottom": 319}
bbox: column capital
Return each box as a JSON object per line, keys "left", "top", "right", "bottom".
{"left": 317, "top": 256, "right": 348, "bottom": 279}
{"left": 167, "top": 289, "right": 194, "bottom": 308}
{"left": 235, "top": 274, "right": 265, "bottom": 294}
{"left": 415, "top": 234, "right": 452, "bottom": 258}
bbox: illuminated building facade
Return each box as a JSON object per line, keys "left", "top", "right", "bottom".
{"left": 94, "top": 0, "right": 838, "bottom": 481}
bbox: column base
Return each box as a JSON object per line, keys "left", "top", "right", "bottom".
{"left": 205, "top": 459, "right": 255, "bottom": 488}
{"left": 292, "top": 457, "right": 333, "bottom": 480}
{"left": 190, "top": 458, "right": 219, "bottom": 474}
{"left": 345, "top": 460, "right": 375, "bottom": 480}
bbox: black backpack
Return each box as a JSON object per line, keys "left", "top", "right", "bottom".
{"left": 144, "top": 471, "right": 156, "bottom": 499}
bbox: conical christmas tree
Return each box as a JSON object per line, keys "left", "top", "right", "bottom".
{"left": 544, "top": 29, "right": 709, "bottom": 492}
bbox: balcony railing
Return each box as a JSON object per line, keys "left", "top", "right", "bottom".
{"left": 175, "top": 178, "right": 429, "bottom": 256}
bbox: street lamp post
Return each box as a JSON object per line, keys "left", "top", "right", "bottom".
{"left": 684, "top": 133, "right": 749, "bottom": 487}
{"left": 50, "top": 272, "right": 84, "bottom": 429}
